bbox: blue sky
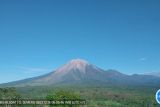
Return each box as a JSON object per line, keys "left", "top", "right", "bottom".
{"left": 0, "top": 0, "right": 160, "bottom": 83}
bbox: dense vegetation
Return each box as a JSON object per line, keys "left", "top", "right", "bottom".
{"left": 0, "top": 85, "right": 159, "bottom": 107}
{"left": 0, "top": 87, "right": 21, "bottom": 100}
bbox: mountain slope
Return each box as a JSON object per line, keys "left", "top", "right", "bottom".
{"left": 143, "top": 71, "right": 160, "bottom": 77}
{"left": 1, "top": 59, "right": 160, "bottom": 87}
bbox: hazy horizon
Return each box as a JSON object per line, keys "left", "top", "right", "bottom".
{"left": 0, "top": 0, "right": 160, "bottom": 83}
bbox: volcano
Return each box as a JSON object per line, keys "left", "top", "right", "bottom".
{"left": 1, "top": 59, "right": 160, "bottom": 87}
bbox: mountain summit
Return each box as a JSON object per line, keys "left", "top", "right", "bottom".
{"left": 2, "top": 59, "right": 160, "bottom": 87}
{"left": 55, "top": 59, "right": 89, "bottom": 75}
{"left": 52, "top": 58, "right": 106, "bottom": 84}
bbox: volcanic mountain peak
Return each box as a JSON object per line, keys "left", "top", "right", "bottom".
{"left": 55, "top": 59, "right": 90, "bottom": 74}
{"left": 69, "top": 59, "right": 89, "bottom": 65}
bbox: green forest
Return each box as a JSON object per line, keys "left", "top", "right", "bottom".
{"left": 0, "top": 85, "right": 159, "bottom": 107}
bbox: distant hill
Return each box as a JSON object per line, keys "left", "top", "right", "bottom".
{"left": 143, "top": 71, "right": 160, "bottom": 77}
{"left": 1, "top": 59, "right": 160, "bottom": 87}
